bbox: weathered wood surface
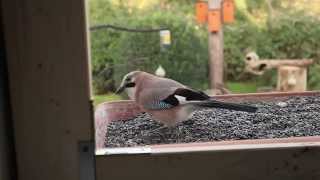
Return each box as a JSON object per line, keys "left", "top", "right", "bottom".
{"left": 0, "top": 11, "right": 15, "bottom": 180}
{"left": 246, "top": 59, "right": 314, "bottom": 75}
{"left": 208, "top": 0, "right": 224, "bottom": 93}
{"left": 278, "top": 66, "right": 307, "bottom": 91}
{"left": 97, "top": 145, "right": 320, "bottom": 180}
{"left": 245, "top": 52, "right": 313, "bottom": 75}
{"left": 1, "top": 0, "right": 93, "bottom": 180}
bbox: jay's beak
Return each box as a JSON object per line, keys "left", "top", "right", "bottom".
{"left": 115, "top": 85, "right": 125, "bottom": 94}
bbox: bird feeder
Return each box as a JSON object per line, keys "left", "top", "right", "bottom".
{"left": 95, "top": 92, "right": 320, "bottom": 180}
{"left": 223, "top": 0, "right": 235, "bottom": 23}
{"left": 159, "top": 30, "right": 171, "bottom": 50}
{"left": 208, "top": 9, "right": 221, "bottom": 32}
{"left": 244, "top": 52, "right": 314, "bottom": 92}
{"left": 195, "top": 1, "right": 208, "bottom": 24}
{"left": 155, "top": 65, "right": 166, "bottom": 77}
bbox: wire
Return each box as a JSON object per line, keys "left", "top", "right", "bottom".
{"left": 90, "top": 24, "right": 169, "bottom": 33}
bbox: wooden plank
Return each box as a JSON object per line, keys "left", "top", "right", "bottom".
{"left": 208, "top": 29, "right": 224, "bottom": 91}
{"left": 278, "top": 66, "right": 307, "bottom": 91}
{"left": 96, "top": 145, "right": 320, "bottom": 180}
{"left": 96, "top": 137, "right": 320, "bottom": 155}
{"left": 245, "top": 59, "right": 314, "bottom": 75}
{"left": 208, "top": 0, "right": 224, "bottom": 93}
{"left": 1, "top": 0, "right": 93, "bottom": 180}
{"left": 255, "top": 59, "right": 314, "bottom": 67}
{"left": 0, "top": 10, "right": 16, "bottom": 180}
{"left": 244, "top": 52, "right": 314, "bottom": 75}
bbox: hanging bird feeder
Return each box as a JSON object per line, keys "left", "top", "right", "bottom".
{"left": 223, "top": 0, "right": 235, "bottom": 23}
{"left": 208, "top": 9, "right": 221, "bottom": 32}
{"left": 159, "top": 30, "right": 171, "bottom": 50}
{"left": 195, "top": 1, "right": 208, "bottom": 24}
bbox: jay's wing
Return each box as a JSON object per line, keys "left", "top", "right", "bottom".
{"left": 162, "top": 88, "right": 210, "bottom": 105}
{"left": 141, "top": 87, "right": 210, "bottom": 110}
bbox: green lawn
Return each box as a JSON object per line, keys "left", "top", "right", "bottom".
{"left": 226, "top": 82, "right": 257, "bottom": 93}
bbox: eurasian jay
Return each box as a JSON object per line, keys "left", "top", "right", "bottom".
{"left": 116, "top": 71, "right": 257, "bottom": 127}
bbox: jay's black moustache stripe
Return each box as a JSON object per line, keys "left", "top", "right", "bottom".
{"left": 125, "top": 82, "right": 136, "bottom": 88}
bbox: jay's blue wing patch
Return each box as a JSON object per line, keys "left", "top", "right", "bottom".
{"left": 144, "top": 88, "right": 210, "bottom": 110}
{"left": 144, "top": 100, "right": 174, "bottom": 110}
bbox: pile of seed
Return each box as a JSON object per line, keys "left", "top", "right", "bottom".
{"left": 105, "top": 96, "right": 320, "bottom": 147}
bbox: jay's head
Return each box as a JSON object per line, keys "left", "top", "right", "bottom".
{"left": 115, "top": 71, "right": 141, "bottom": 94}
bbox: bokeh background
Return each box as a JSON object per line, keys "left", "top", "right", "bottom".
{"left": 89, "top": 0, "right": 320, "bottom": 105}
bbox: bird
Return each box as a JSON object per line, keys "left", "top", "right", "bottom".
{"left": 116, "top": 71, "right": 257, "bottom": 127}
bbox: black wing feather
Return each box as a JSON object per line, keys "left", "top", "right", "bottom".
{"left": 162, "top": 94, "right": 179, "bottom": 106}
{"left": 174, "top": 88, "right": 210, "bottom": 100}
{"left": 162, "top": 88, "right": 210, "bottom": 106}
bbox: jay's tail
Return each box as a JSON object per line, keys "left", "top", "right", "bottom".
{"left": 195, "top": 100, "right": 258, "bottom": 113}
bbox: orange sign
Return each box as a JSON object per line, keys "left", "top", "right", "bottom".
{"left": 196, "top": 1, "right": 208, "bottom": 24}
{"left": 223, "top": 0, "right": 235, "bottom": 23}
{"left": 208, "top": 9, "right": 221, "bottom": 32}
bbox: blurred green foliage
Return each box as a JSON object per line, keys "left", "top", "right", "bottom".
{"left": 90, "top": 0, "right": 320, "bottom": 94}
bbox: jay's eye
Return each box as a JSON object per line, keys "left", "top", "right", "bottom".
{"left": 125, "top": 78, "right": 131, "bottom": 82}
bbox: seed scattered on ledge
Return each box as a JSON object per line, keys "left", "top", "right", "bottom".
{"left": 105, "top": 96, "right": 320, "bottom": 148}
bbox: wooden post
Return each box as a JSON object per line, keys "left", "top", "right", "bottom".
{"left": 278, "top": 66, "right": 307, "bottom": 92}
{"left": 208, "top": 0, "right": 224, "bottom": 94}
{"left": 244, "top": 52, "right": 313, "bottom": 92}
{"left": 0, "top": 12, "right": 16, "bottom": 180}
{"left": 1, "top": 0, "right": 93, "bottom": 180}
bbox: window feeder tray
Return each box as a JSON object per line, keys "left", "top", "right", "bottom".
{"left": 94, "top": 91, "right": 320, "bottom": 179}
{"left": 95, "top": 91, "right": 320, "bottom": 153}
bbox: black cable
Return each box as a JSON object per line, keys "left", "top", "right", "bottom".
{"left": 90, "top": 24, "right": 169, "bottom": 32}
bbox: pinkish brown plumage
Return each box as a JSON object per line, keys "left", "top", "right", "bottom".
{"left": 116, "top": 71, "right": 257, "bottom": 127}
